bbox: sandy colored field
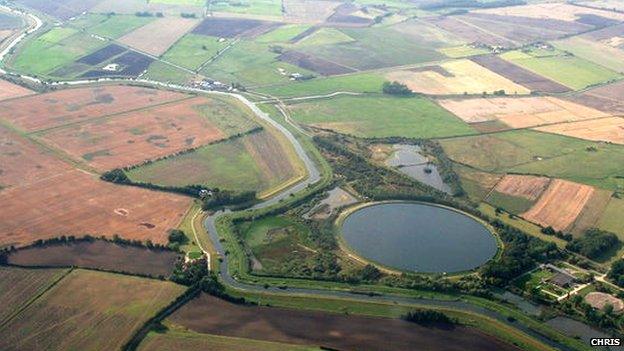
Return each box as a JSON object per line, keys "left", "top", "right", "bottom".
{"left": 0, "top": 269, "right": 185, "bottom": 351}
{"left": 0, "top": 125, "right": 72, "bottom": 189}
{"left": 0, "top": 85, "right": 186, "bottom": 131}
{"left": 522, "top": 179, "right": 594, "bottom": 231}
{"left": 585, "top": 292, "right": 624, "bottom": 312}
{"left": 283, "top": 0, "right": 340, "bottom": 23}
{"left": 386, "top": 60, "right": 530, "bottom": 95}
{"left": 40, "top": 97, "right": 227, "bottom": 171}
{"left": 493, "top": 175, "right": 550, "bottom": 201}
{"left": 567, "top": 188, "right": 613, "bottom": 236}
{"left": 0, "top": 267, "right": 68, "bottom": 324}
{"left": 0, "top": 79, "right": 32, "bottom": 101}
{"left": 474, "top": 3, "right": 624, "bottom": 22}
{"left": 119, "top": 17, "right": 199, "bottom": 56}
{"left": 535, "top": 117, "right": 624, "bottom": 145}
{"left": 438, "top": 96, "right": 609, "bottom": 128}
{"left": 0, "top": 168, "right": 190, "bottom": 247}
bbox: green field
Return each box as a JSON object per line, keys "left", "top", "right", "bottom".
{"left": 162, "top": 34, "right": 230, "bottom": 70}
{"left": 201, "top": 40, "right": 314, "bottom": 86}
{"left": 144, "top": 61, "right": 196, "bottom": 84}
{"left": 293, "top": 28, "right": 355, "bottom": 47}
{"left": 10, "top": 27, "right": 105, "bottom": 76}
{"left": 440, "top": 130, "right": 624, "bottom": 191}
{"left": 298, "top": 27, "right": 445, "bottom": 70}
{"left": 256, "top": 24, "right": 311, "bottom": 43}
{"left": 73, "top": 13, "right": 154, "bottom": 38}
{"left": 139, "top": 328, "right": 320, "bottom": 351}
{"left": 287, "top": 95, "right": 475, "bottom": 138}
{"left": 0, "top": 269, "right": 185, "bottom": 351}
{"left": 513, "top": 269, "right": 553, "bottom": 291}
{"left": 438, "top": 45, "right": 490, "bottom": 58}
{"left": 208, "top": 0, "right": 282, "bottom": 16}
{"left": 553, "top": 37, "right": 624, "bottom": 74}
{"left": 127, "top": 129, "right": 298, "bottom": 193}
{"left": 597, "top": 197, "right": 624, "bottom": 239}
{"left": 257, "top": 72, "right": 386, "bottom": 98}
{"left": 239, "top": 216, "right": 317, "bottom": 274}
{"left": 500, "top": 49, "right": 621, "bottom": 90}
{"left": 486, "top": 191, "right": 534, "bottom": 215}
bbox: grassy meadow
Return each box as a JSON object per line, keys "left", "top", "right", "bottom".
{"left": 287, "top": 95, "right": 475, "bottom": 138}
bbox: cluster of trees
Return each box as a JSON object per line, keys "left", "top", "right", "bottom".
{"left": 201, "top": 190, "right": 257, "bottom": 211}
{"left": 541, "top": 226, "right": 573, "bottom": 241}
{"left": 481, "top": 219, "right": 560, "bottom": 286}
{"left": 402, "top": 310, "right": 456, "bottom": 325}
{"left": 382, "top": 81, "right": 414, "bottom": 96}
{"left": 566, "top": 228, "right": 620, "bottom": 260}
{"left": 559, "top": 293, "right": 623, "bottom": 331}
{"left": 27, "top": 234, "right": 171, "bottom": 251}
{"left": 167, "top": 229, "right": 189, "bottom": 251}
{"left": 101, "top": 168, "right": 207, "bottom": 197}
{"left": 170, "top": 258, "right": 246, "bottom": 303}
{"left": 608, "top": 259, "right": 624, "bottom": 287}
{"left": 135, "top": 11, "right": 164, "bottom": 17}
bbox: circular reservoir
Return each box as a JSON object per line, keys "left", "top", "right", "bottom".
{"left": 341, "top": 202, "right": 498, "bottom": 273}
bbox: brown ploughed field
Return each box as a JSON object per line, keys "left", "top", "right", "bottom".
{"left": 0, "top": 79, "right": 33, "bottom": 102}
{"left": 0, "top": 169, "right": 190, "bottom": 248}
{"left": 522, "top": 179, "right": 594, "bottom": 231}
{"left": 0, "top": 85, "right": 186, "bottom": 131}
{"left": 493, "top": 174, "right": 550, "bottom": 200}
{"left": 169, "top": 294, "right": 521, "bottom": 351}
{"left": 7, "top": 240, "right": 181, "bottom": 277}
{"left": 39, "top": 97, "right": 226, "bottom": 171}
{"left": 118, "top": 17, "right": 200, "bottom": 56}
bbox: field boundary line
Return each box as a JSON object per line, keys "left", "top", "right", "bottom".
{"left": 0, "top": 267, "right": 73, "bottom": 328}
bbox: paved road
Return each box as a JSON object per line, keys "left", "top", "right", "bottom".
{"left": 0, "top": 8, "right": 574, "bottom": 350}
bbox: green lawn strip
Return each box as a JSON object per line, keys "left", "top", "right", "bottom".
{"left": 552, "top": 37, "right": 624, "bottom": 74}
{"left": 256, "top": 72, "right": 386, "bottom": 98}
{"left": 291, "top": 28, "right": 354, "bottom": 47}
{"left": 500, "top": 50, "right": 621, "bottom": 90}
{"left": 438, "top": 45, "right": 490, "bottom": 58}
{"left": 176, "top": 201, "right": 203, "bottom": 254}
{"left": 596, "top": 197, "right": 624, "bottom": 238}
{"left": 286, "top": 94, "right": 476, "bottom": 139}
{"left": 485, "top": 191, "right": 534, "bottom": 215}
{"left": 256, "top": 24, "right": 311, "bottom": 43}
{"left": 478, "top": 203, "right": 567, "bottom": 248}
{"left": 162, "top": 34, "right": 230, "bottom": 70}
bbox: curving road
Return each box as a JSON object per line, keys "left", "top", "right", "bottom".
{"left": 0, "top": 7, "right": 574, "bottom": 350}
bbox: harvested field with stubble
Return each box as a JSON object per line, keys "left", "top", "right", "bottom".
{"left": 119, "top": 17, "right": 200, "bottom": 56}
{"left": 0, "top": 267, "right": 68, "bottom": 324}
{"left": 535, "top": 117, "right": 624, "bottom": 145}
{"left": 0, "top": 79, "right": 32, "bottom": 101}
{"left": 424, "top": 16, "right": 514, "bottom": 47}
{"left": 0, "top": 125, "right": 72, "bottom": 189}
{"left": 471, "top": 56, "right": 570, "bottom": 94}
{"left": 522, "top": 179, "right": 595, "bottom": 231}
{"left": 0, "top": 169, "right": 191, "bottom": 247}
{"left": 492, "top": 175, "right": 550, "bottom": 201}
{"left": 386, "top": 60, "right": 530, "bottom": 95}
{"left": 39, "top": 97, "right": 231, "bottom": 171}
{"left": 567, "top": 188, "right": 613, "bottom": 236}
{"left": 16, "top": 0, "right": 101, "bottom": 20}
{"left": 0, "top": 85, "right": 186, "bottom": 131}
{"left": 438, "top": 96, "right": 610, "bottom": 128}
{"left": 474, "top": 3, "right": 624, "bottom": 23}
{"left": 283, "top": 0, "right": 340, "bottom": 23}
{"left": 168, "top": 294, "right": 521, "bottom": 351}
{"left": 0, "top": 269, "right": 185, "bottom": 351}
{"left": 7, "top": 240, "right": 181, "bottom": 277}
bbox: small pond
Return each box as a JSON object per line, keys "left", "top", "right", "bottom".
{"left": 341, "top": 202, "right": 498, "bottom": 273}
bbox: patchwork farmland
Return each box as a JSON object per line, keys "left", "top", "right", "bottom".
{"left": 119, "top": 17, "right": 200, "bottom": 56}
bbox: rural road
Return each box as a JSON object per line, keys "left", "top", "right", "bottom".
{"left": 0, "top": 7, "right": 574, "bottom": 351}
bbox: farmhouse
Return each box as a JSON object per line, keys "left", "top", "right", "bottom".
{"left": 542, "top": 264, "right": 576, "bottom": 288}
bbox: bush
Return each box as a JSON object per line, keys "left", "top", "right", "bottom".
{"left": 402, "top": 309, "right": 456, "bottom": 325}
{"left": 382, "top": 81, "right": 414, "bottom": 96}
{"left": 566, "top": 228, "right": 620, "bottom": 259}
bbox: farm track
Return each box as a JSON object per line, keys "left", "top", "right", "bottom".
{"left": 0, "top": 7, "right": 587, "bottom": 351}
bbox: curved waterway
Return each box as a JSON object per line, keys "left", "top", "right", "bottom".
{"left": 341, "top": 202, "right": 498, "bottom": 273}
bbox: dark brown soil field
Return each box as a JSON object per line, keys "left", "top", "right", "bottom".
{"left": 0, "top": 85, "right": 186, "bottom": 131}
{"left": 410, "top": 65, "right": 453, "bottom": 77}
{"left": 170, "top": 294, "right": 521, "bottom": 351}
{"left": 192, "top": 17, "right": 280, "bottom": 38}
{"left": 570, "top": 80, "right": 624, "bottom": 114}
{"left": 471, "top": 55, "right": 571, "bottom": 93}
{"left": 278, "top": 51, "right": 355, "bottom": 76}
{"left": 583, "top": 23, "right": 624, "bottom": 40}
{"left": 326, "top": 3, "right": 373, "bottom": 27}
{"left": 77, "top": 44, "right": 127, "bottom": 65}
{"left": 7, "top": 240, "right": 181, "bottom": 277}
